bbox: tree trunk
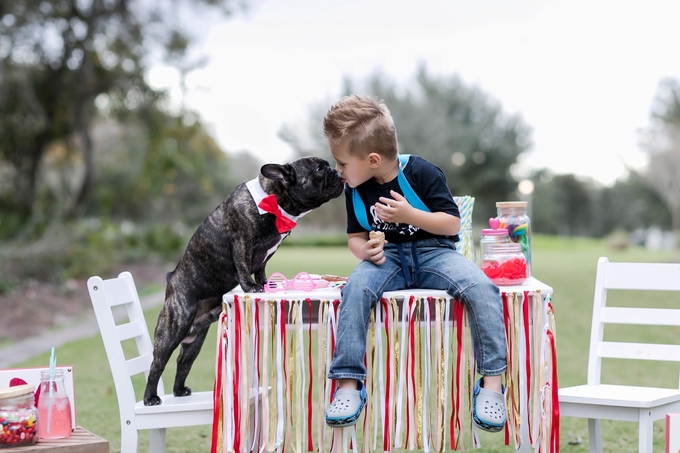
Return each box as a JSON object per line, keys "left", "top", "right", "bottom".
{"left": 70, "top": 102, "right": 94, "bottom": 218}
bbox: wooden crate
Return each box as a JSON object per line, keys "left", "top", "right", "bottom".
{"left": 8, "top": 427, "right": 109, "bottom": 453}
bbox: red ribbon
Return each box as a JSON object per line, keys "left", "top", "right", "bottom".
{"left": 211, "top": 312, "right": 226, "bottom": 453}
{"left": 233, "top": 296, "right": 242, "bottom": 453}
{"left": 259, "top": 194, "right": 297, "bottom": 233}
{"left": 381, "top": 298, "right": 392, "bottom": 451}
{"left": 306, "top": 298, "right": 314, "bottom": 452}
{"left": 547, "top": 329, "right": 560, "bottom": 453}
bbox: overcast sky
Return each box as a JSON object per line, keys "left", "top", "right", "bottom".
{"left": 149, "top": 0, "right": 680, "bottom": 186}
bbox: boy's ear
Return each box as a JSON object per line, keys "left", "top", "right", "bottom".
{"left": 368, "top": 152, "right": 381, "bottom": 167}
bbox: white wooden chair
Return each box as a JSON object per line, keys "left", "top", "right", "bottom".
{"left": 88, "top": 271, "right": 213, "bottom": 453}
{"left": 558, "top": 257, "right": 680, "bottom": 453}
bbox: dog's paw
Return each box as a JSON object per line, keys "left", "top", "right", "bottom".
{"left": 241, "top": 283, "right": 264, "bottom": 293}
{"left": 174, "top": 386, "right": 193, "bottom": 397}
{"left": 144, "top": 395, "right": 162, "bottom": 406}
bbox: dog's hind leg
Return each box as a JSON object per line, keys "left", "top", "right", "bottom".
{"left": 173, "top": 299, "right": 222, "bottom": 396}
{"left": 143, "top": 306, "right": 188, "bottom": 405}
{"left": 143, "top": 289, "right": 196, "bottom": 406}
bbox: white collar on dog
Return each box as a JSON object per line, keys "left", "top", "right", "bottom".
{"left": 245, "top": 178, "right": 308, "bottom": 223}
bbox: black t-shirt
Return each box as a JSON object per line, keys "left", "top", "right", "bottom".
{"left": 345, "top": 155, "right": 460, "bottom": 244}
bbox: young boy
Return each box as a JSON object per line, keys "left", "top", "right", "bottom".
{"left": 323, "top": 94, "right": 507, "bottom": 432}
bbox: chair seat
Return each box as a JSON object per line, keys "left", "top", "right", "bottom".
{"left": 559, "top": 384, "right": 680, "bottom": 408}
{"left": 135, "top": 391, "right": 214, "bottom": 415}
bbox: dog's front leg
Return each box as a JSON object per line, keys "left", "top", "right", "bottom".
{"left": 232, "top": 237, "right": 264, "bottom": 292}
{"left": 253, "top": 266, "right": 268, "bottom": 287}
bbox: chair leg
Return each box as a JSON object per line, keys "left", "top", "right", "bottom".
{"left": 121, "top": 423, "right": 139, "bottom": 453}
{"left": 149, "top": 428, "right": 167, "bottom": 453}
{"left": 587, "top": 418, "right": 602, "bottom": 453}
{"left": 638, "top": 410, "right": 654, "bottom": 453}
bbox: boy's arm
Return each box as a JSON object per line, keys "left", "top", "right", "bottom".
{"left": 348, "top": 232, "right": 386, "bottom": 265}
{"left": 376, "top": 190, "right": 461, "bottom": 236}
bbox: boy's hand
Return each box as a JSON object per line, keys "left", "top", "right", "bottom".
{"left": 375, "top": 191, "right": 413, "bottom": 224}
{"left": 365, "top": 236, "right": 386, "bottom": 265}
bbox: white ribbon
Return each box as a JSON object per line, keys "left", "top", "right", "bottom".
{"left": 394, "top": 297, "right": 410, "bottom": 448}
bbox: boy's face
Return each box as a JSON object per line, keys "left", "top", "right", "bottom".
{"left": 329, "top": 140, "right": 376, "bottom": 189}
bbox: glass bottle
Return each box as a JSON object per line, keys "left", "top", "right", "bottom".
{"left": 496, "top": 201, "right": 532, "bottom": 278}
{"left": 0, "top": 384, "right": 39, "bottom": 447}
{"left": 37, "top": 369, "right": 72, "bottom": 439}
{"left": 481, "top": 242, "right": 528, "bottom": 286}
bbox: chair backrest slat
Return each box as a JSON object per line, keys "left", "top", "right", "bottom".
{"left": 599, "top": 341, "right": 680, "bottom": 362}
{"left": 586, "top": 257, "right": 680, "bottom": 387}
{"left": 600, "top": 307, "right": 680, "bottom": 326}
{"left": 115, "top": 320, "right": 146, "bottom": 342}
{"left": 101, "top": 277, "right": 138, "bottom": 307}
{"left": 126, "top": 354, "right": 153, "bottom": 377}
{"left": 603, "top": 262, "right": 680, "bottom": 291}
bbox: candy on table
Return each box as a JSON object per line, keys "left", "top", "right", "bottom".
{"left": 481, "top": 256, "right": 528, "bottom": 286}
{"left": 0, "top": 382, "right": 39, "bottom": 446}
{"left": 0, "top": 410, "right": 38, "bottom": 446}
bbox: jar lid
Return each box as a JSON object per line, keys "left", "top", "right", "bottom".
{"left": 496, "top": 201, "right": 527, "bottom": 208}
{"left": 0, "top": 384, "right": 35, "bottom": 400}
{"left": 481, "top": 228, "right": 508, "bottom": 236}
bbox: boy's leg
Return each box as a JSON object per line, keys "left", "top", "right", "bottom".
{"left": 326, "top": 248, "right": 405, "bottom": 427}
{"left": 416, "top": 245, "right": 507, "bottom": 432}
{"left": 327, "top": 254, "right": 405, "bottom": 381}
{"left": 416, "top": 246, "right": 506, "bottom": 376}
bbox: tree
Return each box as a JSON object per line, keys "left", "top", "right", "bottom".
{"left": 0, "top": 0, "right": 247, "bottom": 228}
{"left": 639, "top": 78, "right": 680, "bottom": 230}
{"left": 280, "top": 65, "right": 533, "bottom": 224}
{"left": 531, "top": 173, "right": 595, "bottom": 236}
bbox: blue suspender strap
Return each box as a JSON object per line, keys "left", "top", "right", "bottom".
{"left": 397, "top": 155, "right": 430, "bottom": 213}
{"left": 394, "top": 241, "right": 421, "bottom": 288}
{"left": 352, "top": 188, "right": 372, "bottom": 231}
{"left": 352, "top": 154, "right": 430, "bottom": 231}
{"left": 395, "top": 243, "right": 412, "bottom": 287}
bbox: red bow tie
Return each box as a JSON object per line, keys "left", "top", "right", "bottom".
{"left": 258, "top": 194, "right": 297, "bottom": 233}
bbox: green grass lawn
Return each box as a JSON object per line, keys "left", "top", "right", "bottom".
{"left": 12, "top": 235, "right": 680, "bottom": 452}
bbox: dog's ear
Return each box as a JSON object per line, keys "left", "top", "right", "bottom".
{"left": 260, "top": 163, "right": 296, "bottom": 187}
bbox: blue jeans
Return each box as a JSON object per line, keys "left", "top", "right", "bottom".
{"left": 327, "top": 238, "right": 507, "bottom": 380}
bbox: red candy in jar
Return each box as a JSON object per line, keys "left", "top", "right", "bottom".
{"left": 480, "top": 243, "right": 528, "bottom": 286}
{"left": 0, "top": 384, "right": 39, "bottom": 448}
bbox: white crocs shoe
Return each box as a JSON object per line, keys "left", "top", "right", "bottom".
{"left": 325, "top": 381, "right": 368, "bottom": 427}
{"left": 472, "top": 378, "right": 507, "bottom": 432}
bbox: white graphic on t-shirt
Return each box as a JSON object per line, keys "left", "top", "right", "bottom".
{"left": 369, "top": 204, "right": 419, "bottom": 236}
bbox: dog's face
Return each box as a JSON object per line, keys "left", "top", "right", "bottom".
{"left": 260, "top": 156, "right": 344, "bottom": 216}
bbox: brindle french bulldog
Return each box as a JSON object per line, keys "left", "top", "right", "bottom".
{"left": 143, "top": 156, "right": 344, "bottom": 405}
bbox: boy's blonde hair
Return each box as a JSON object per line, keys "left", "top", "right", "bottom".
{"left": 323, "top": 94, "right": 398, "bottom": 159}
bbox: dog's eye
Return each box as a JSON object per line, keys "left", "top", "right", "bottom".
{"left": 315, "top": 164, "right": 323, "bottom": 172}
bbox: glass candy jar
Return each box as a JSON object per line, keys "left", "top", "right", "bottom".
{"left": 37, "top": 369, "right": 72, "bottom": 440}
{"left": 481, "top": 243, "right": 528, "bottom": 286}
{"left": 479, "top": 227, "right": 510, "bottom": 266}
{"left": 496, "top": 201, "right": 532, "bottom": 278}
{"left": 0, "top": 384, "right": 39, "bottom": 448}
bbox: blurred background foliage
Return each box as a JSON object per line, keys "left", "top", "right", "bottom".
{"left": 1, "top": 0, "right": 680, "bottom": 292}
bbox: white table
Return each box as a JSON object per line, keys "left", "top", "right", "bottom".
{"left": 213, "top": 277, "right": 556, "bottom": 453}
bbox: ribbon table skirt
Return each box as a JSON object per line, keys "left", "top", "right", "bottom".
{"left": 213, "top": 278, "right": 557, "bottom": 453}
